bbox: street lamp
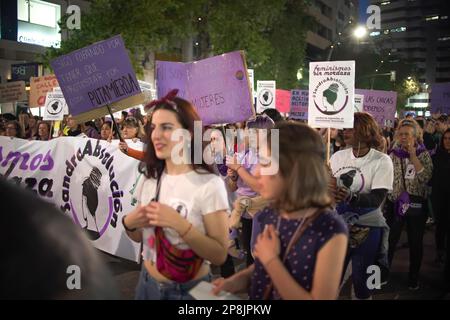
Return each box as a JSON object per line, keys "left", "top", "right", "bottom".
{"left": 353, "top": 26, "right": 367, "bottom": 39}
{"left": 327, "top": 25, "right": 368, "bottom": 61}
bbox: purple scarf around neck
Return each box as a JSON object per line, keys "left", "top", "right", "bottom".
{"left": 389, "top": 143, "right": 427, "bottom": 159}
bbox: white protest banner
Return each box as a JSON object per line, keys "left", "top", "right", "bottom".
{"left": 0, "top": 81, "right": 27, "bottom": 103}
{"left": 256, "top": 81, "right": 276, "bottom": 113}
{"left": 290, "top": 89, "right": 308, "bottom": 120}
{"left": 308, "top": 61, "right": 355, "bottom": 129}
{"left": 43, "top": 92, "right": 65, "bottom": 121}
{"left": 0, "top": 136, "right": 142, "bottom": 262}
{"left": 354, "top": 94, "right": 364, "bottom": 112}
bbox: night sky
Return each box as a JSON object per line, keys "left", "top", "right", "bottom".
{"left": 358, "top": 0, "right": 369, "bottom": 24}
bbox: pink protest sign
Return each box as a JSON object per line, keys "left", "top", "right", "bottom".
{"left": 156, "top": 51, "right": 254, "bottom": 125}
{"left": 275, "top": 89, "right": 291, "bottom": 113}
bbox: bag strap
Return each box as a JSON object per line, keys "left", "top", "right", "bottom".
{"left": 152, "top": 169, "right": 164, "bottom": 238}
{"left": 263, "top": 208, "right": 324, "bottom": 300}
{"left": 154, "top": 174, "right": 162, "bottom": 202}
{"left": 152, "top": 167, "right": 164, "bottom": 202}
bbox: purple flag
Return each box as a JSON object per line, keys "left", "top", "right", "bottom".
{"left": 431, "top": 83, "right": 450, "bottom": 114}
{"left": 50, "top": 35, "right": 141, "bottom": 116}
{"left": 156, "top": 51, "right": 254, "bottom": 125}
{"left": 355, "top": 89, "right": 397, "bottom": 127}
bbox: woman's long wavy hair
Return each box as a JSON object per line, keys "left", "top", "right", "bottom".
{"left": 139, "top": 96, "right": 214, "bottom": 179}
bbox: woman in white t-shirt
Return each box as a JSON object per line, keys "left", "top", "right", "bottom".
{"left": 330, "top": 112, "right": 394, "bottom": 299}
{"left": 122, "top": 90, "right": 229, "bottom": 300}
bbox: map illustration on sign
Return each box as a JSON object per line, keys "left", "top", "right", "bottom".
{"left": 313, "top": 79, "right": 349, "bottom": 116}
{"left": 46, "top": 99, "right": 63, "bottom": 115}
{"left": 323, "top": 83, "right": 339, "bottom": 111}
{"left": 259, "top": 89, "right": 274, "bottom": 107}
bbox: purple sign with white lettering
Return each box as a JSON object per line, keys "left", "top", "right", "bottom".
{"left": 431, "top": 83, "right": 450, "bottom": 114}
{"left": 290, "top": 89, "right": 308, "bottom": 120}
{"left": 50, "top": 35, "right": 141, "bottom": 116}
{"left": 355, "top": 89, "right": 397, "bottom": 127}
{"left": 156, "top": 51, "right": 254, "bottom": 125}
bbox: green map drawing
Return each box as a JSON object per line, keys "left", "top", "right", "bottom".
{"left": 323, "top": 83, "right": 339, "bottom": 106}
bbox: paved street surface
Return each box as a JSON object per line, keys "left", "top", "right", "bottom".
{"left": 100, "top": 223, "right": 450, "bottom": 300}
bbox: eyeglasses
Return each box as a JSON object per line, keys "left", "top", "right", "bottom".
{"left": 123, "top": 117, "right": 139, "bottom": 127}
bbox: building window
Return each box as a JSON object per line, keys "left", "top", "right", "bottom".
{"left": 338, "top": 11, "right": 345, "bottom": 21}
{"left": 425, "top": 15, "right": 439, "bottom": 21}
{"left": 390, "top": 26, "right": 407, "bottom": 33}
{"left": 314, "top": 0, "right": 332, "bottom": 19}
{"left": 18, "top": 0, "right": 60, "bottom": 28}
{"left": 17, "top": 0, "right": 61, "bottom": 47}
{"left": 317, "top": 24, "right": 332, "bottom": 41}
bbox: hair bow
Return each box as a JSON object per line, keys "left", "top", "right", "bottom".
{"left": 144, "top": 89, "right": 179, "bottom": 112}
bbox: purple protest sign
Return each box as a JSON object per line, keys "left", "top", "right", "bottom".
{"left": 50, "top": 35, "right": 142, "bottom": 117}
{"left": 431, "top": 83, "right": 450, "bottom": 114}
{"left": 355, "top": 89, "right": 397, "bottom": 127}
{"left": 156, "top": 51, "right": 254, "bottom": 125}
{"left": 290, "top": 89, "right": 308, "bottom": 120}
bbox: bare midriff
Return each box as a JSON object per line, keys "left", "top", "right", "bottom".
{"left": 143, "top": 260, "right": 210, "bottom": 283}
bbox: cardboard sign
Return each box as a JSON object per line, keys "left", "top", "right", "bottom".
{"left": 355, "top": 89, "right": 397, "bottom": 127}
{"left": 156, "top": 51, "right": 254, "bottom": 125}
{"left": 29, "top": 75, "right": 59, "bottom": 107}
{"left": 308, "top": 61, "right": 355, "bottom": 129}
{"left": 431, "top": 83, "right": 450, "bottom": 114}
{"left": 0, "top": 81, "right": 27, "bottom": 103}
{"left": 275, "top": 89, "right": 291, "bottom": 113}
{"left": 43, "top": 92, "right": 65, "bottom": 121}
{"left": 51, "top": 35, "right": 144, "bottom": 123}
{"left": 52, "top": 87, "right": 70, "bottom": 115}
{"left": 256, "top": 81, "right": 276, "bottom": 113}
{"left": 290, "top": 89, "right": 308, "bottom": 120}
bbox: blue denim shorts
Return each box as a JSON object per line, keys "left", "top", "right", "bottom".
{"left": 135, "top": 264, "right": 212, "bottom": 300}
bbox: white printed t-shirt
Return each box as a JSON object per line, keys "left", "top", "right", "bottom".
{"left": 133, "top": 170, "right": 229, "bottom": 262}
{"left": 330, "top": 148, "right": 394, "bottom": 194}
